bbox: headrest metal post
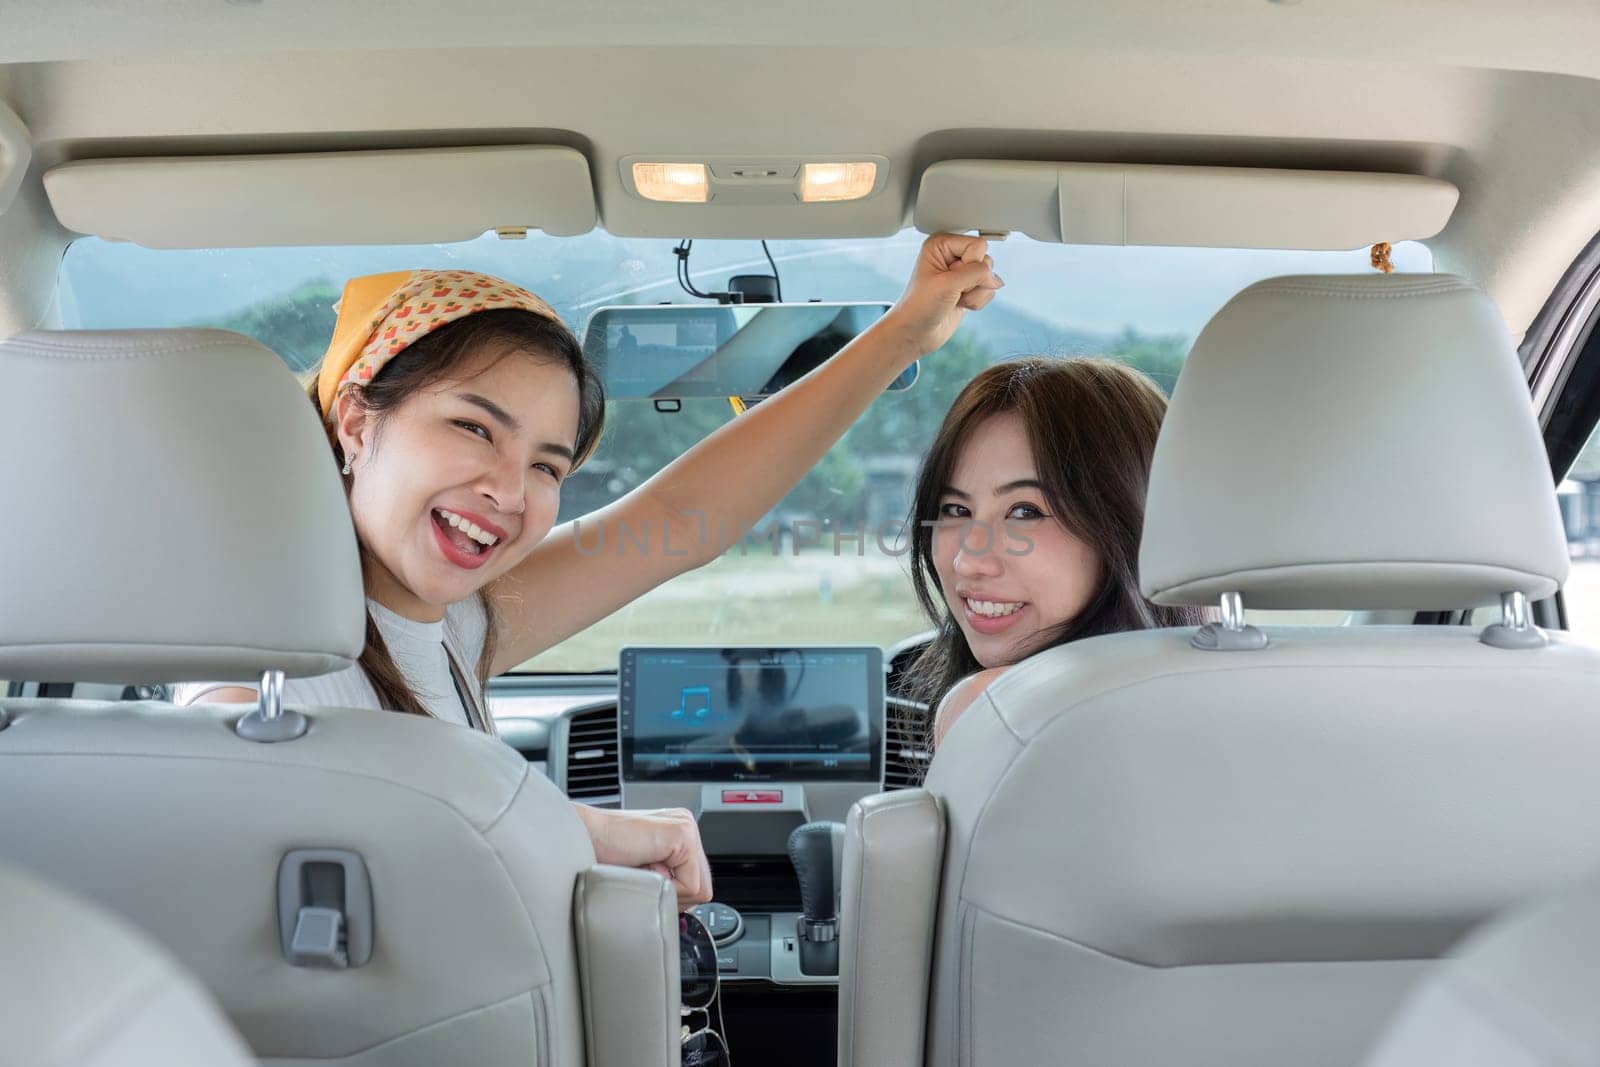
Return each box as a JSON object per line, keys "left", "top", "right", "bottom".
{"left": 1220, "top": 591, "right": 1246, "bottom": 632}
{"left": 1480, "top": 590, "right": 1550, "bottom": 650}
{"left": 260, "top": 669, "right": 284, "bottom": 722}
{"left": 234, "top": 668, "right": 310, "bottom": 743}
{"left": 1503, "top": 591, "right": 1530, "bottom": 631}
{"left": 1191, "top": 591, "right": 1268, "bottom": 652}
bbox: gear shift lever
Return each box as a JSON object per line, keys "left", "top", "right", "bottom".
{"left": 787, "top": 821, "right": 844, "bottom": 977}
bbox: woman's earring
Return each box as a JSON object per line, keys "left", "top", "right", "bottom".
{"left": 341, "top": 453, "right": 355, "bottom": 476}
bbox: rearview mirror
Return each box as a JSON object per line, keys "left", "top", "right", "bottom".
{"left": 581, "top": 302, "right": 917, "bottom": 399}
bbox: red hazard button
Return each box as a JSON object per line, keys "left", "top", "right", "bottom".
{"left": 722, "top": 789, "right": 783, "bottom": 804}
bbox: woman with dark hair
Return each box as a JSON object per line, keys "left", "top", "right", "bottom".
{"left": 901, "top": 357, "right": 1206, "bottom": 747}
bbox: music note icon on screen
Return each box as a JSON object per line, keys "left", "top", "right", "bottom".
{"left": 667, "top": 685, "right": 712, "bottom": 721}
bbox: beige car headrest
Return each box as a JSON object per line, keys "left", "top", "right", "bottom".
{"left": 0, "top": 329, "right": 365, "bottom": 682}
{"left": 1140, "top": 274, "right": 1568, "bottom": 611}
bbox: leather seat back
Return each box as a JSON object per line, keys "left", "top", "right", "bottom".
{"left": 922, "top": 625, "right": 1600, "bottom": 1066}
{"left": 1364, "top": 865, "right": 1600, "bottom": 1066}
{"left": 2, "top": 697, "right": 598, "bottom": 1064}
{"left": 0, "top": 860, "right": 256, "bottom": 1067}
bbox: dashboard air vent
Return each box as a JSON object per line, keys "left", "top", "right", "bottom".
{"left": 883, "top": 697, "right": 931, "bottom": 791}
{"left": 564, "top": 704, "right": 621, "bottom": 806}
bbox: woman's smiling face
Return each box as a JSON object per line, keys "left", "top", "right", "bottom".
{"left": 932, "top": 412, "right": 1101, "bottom": 668}
{"left": 336, "top": 345, "right": 581, "bottom": 620}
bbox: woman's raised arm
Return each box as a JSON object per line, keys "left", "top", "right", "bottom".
{"left": 488, "top": 233, "right": 1002, "bottom": 671}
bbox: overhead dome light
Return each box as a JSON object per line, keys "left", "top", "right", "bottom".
{"left": 632, "top": 162, "right": 709, "bottom": 203}
{"left": 801, "top": 162, "right": 877, "bottom": 202}
{"left": 622, "top": 156, "right": 886, "bottom": 204}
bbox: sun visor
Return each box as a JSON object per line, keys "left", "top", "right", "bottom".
{"left": 44, "top": 145, "right": 596, "bottom": 248}
{"left": 914, "top": 160, "right": 1458, "bottom": 250}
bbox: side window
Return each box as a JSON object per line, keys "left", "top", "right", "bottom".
{"left": 1557, "top": 422, "right": 1600, "bottom": 639}
{"left": 1469, "top": 424, "right": 1600, "bottom": 636}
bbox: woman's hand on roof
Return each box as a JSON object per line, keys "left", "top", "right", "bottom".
{"left": 574, "top": 803, "right": 713, "bottom": 908}
{"left": 882, "top": 232, "right": 1004, "bottom": 358}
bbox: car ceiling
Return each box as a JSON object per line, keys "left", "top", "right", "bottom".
{"left": 3, "top": 0, "right": 1600, "bottom": 341}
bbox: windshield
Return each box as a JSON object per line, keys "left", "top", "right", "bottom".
{"left": 58, "top": 230, "right": 1431, "bottom": 671}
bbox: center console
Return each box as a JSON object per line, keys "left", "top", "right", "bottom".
{"left": 618, "top": 645, "right": 886, "bottom": 986}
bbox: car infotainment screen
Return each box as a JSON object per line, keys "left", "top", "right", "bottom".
{"left": 619, "top": 647, "right": 884, "bottom": 783}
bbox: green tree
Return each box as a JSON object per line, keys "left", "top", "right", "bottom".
{"left": 1102, "top": 326, "right": 1188, "bottom": 395}
{"left": 768, "top": 331, "right": 997, "bottom": 527}
{"left": 574, "top": 399, "right": 729, "bottom": 489}
{"left": 843, "top": 330, "right": 995, "bottom": 458}
{"left": 197, "top": 279, "right": 340, "bottom": 373}
{"left": 783, "top": 447, "right": 867, "bottom": 518}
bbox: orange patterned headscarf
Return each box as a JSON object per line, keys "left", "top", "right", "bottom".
{"left": 315, "top": 269, "right": 563, "bottom": 420}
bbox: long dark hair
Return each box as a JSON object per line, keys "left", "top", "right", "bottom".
{"left": 307, "top": 308, "right": 605, "bottom": 719}
{"left": 902, "top": 357, "right": 1205, "bottom": 713}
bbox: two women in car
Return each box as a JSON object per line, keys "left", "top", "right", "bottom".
{"left": 187, "top": 232, "right": 1178, "bottom": 904}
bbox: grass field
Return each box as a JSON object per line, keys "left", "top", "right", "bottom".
{"left": 516, "top": 547, "right": 932, "bottom": 673}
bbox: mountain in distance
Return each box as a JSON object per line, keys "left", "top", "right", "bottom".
{"left": 691, "top": 248, "right": 1137, "bottom": 361}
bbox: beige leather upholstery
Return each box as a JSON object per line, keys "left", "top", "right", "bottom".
{"left": 1356, "top": 870, "right": 1600, "bottom": 1067}
{"left": 919, "top": 631, "right": 1600, "bottom": 1067}
{"left": 575, "top": 867, "right": 681, "bottom": 1067}
{"left": 1, "top": 699, "right": 597, "bottom": 1065}
{"left": 0, "top": 329, "right": 364, "bottom": 683}
{"left": 1141, "top": 274, "right": 1568, "bottom": 610}
{"left": 868, "top": 274, "right": 1600, "bottom": 1066}
{"left": 0, "top": 860, "right": 255, "bottom": 1067}
{"left": 838, "top": 790, "right": 945, "bottom": 1067}
{"left": 1364, "top": 869, "right": 1600, "bottom": 1067}
{"left": 0, "top": 329, "right": 675, "bottom": 1067}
